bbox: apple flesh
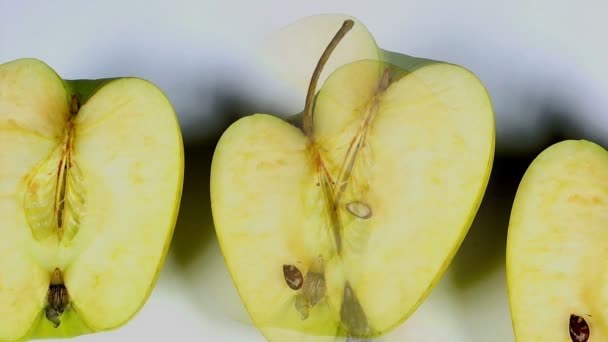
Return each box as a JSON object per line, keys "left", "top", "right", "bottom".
{"left": 507, "top": 140, "right": 608, "bottom": 342}
{"left": 210, "top": 23, "right": 495, "bottom": 340}
{"left": 0, "top": 58, "right": 184, "bottom": 341}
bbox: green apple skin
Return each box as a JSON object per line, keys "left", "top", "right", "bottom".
{"left": 0, "top": 58, "right": 184, "bottom": 342}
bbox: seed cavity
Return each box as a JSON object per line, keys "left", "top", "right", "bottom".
{"left": 58, "top": 161, "right": 86, "bottom": 242}
{"left": 23, "top": 96, "right": 85, "bottom": 244}
{"left": 569, "top": 314, "right": 590, "bottom": 342}
{"left": 24, "top": 154, "right": 61, "bottom": 241}
{"left": 294, "top": 256, "right": 326, "bottom": 320}
{"left": 282, "top": 264, "right": 303, "bottom": 290}
{"left": 45, "top": 268, "right": 69, "bottom": 328}
{"left": 345, "top": 201, "right": 372, "bottom": 219}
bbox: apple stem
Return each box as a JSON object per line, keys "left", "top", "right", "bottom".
{"left": 302, "top": 19, "right": 354, "bottom": 137}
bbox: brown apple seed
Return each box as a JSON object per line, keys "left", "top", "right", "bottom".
{"left": 46, "top": 268, "right": 70, "bottom": 328}
{"left": 282, "top": 264, "right": 303, "bottom": 290}
{"left": 569, "top": 314, "right": 590, "bottom": 342}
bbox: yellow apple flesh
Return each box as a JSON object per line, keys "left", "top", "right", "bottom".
{"left": 210, "top": 48, "right": 495, "bottom": 340}
{"left": 507, "top": 139, "right": 608, "bottom": 341}
{"left": 0, "top": 58, "right": 184, "bottom": 341}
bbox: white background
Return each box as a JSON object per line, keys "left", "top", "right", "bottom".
{"left": 2, "top": 1, "right": 608, "bottom": 341}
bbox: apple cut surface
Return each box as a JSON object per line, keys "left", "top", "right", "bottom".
{"left": 210, "top": 58, "right": 494, "bottom": 340}
{"left": 507, "top": 140, "right": 608, "bottom": 342}
{"left": 0, "top": 58, "right": 183, "bottom": 341}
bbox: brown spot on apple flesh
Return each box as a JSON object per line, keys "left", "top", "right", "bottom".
{"left": 569, "top": 314, "right": 590, "bottom": 342}
{"left": 45, "top": 268, "right": 69, "bottom": 328}
{"left": 282, "top": 264, "right": 303, "bottom": 290}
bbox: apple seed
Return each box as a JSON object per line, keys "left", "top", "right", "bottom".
{"left": 300, "top": 272, "right": 325, "bottom": 308}
{"left": 45, "top": 268, "right": 69, "bottom": 328}
{"left": 294, "top": 256, "right": 327, "bottom": 320}
{"left": 569, "top": 314, "right": 590, "bottom": 342}
{"left": 301, "top": 256, "right": 326, "bottom": 307}
{"left": 345, "top": 201, "right": 372, "bottom": 219}
{"left": 340, "top": 282, "right": 373, "bottom": 338}
{"left": 282, "top": 264, "right": 304, "bottom": 290}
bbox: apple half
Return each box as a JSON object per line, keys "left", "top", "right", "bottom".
{"left": 507, "top": 140, "right": 608, "bottom": 342}
{"left": 0, "top": 58, "right": 184, "bottom": 341}
{"left": 211, "top": 19, "right": 495, "bottom": 341}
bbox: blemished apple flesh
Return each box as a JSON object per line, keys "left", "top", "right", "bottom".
{"left": 211, "top": 58, "right": 494, "bottom": 340}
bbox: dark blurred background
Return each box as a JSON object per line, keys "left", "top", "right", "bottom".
{"left": 2, "top": 1, "right": 607, "bottom": 341}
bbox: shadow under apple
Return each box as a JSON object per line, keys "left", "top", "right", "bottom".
{"left": 439, "top": 112, "right": 589, "bottom": 341}
{"left": 449, "top": 102, "right": 590, "bottom": 288}
{"left": 157, "top": 91, "right": 286, "bottom": 332}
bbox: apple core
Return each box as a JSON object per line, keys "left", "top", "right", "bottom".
{"left": 25, "top": 94, "right": 84, "bottom": 245}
